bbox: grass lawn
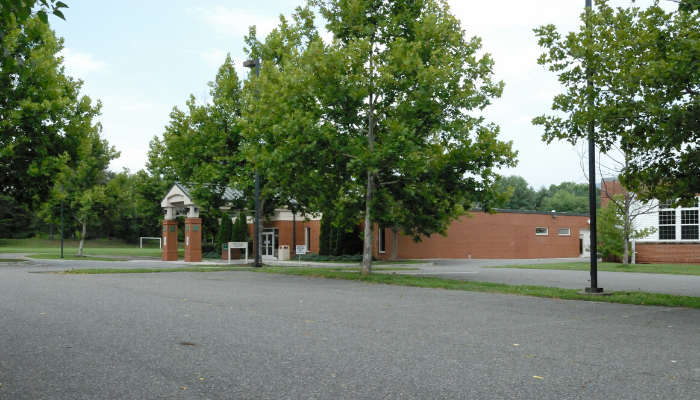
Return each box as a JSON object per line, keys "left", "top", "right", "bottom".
{"left": 63, "top": 265, "right": 700, "bottom": 309}
{"left": 0, "top": 238, "right": 182, "bottom": 258}
{"left": 488, "top": 262, "right": 700, "bottom": 276}
{"left": 27, "top": 254, "right": 123, "bottom": 262}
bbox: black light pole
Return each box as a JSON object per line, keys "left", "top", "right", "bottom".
{"left": 60, "top": 184, "right": 64, "bottom": 259}
{"left": 585, "top": 0, "right": 603, "bottom": 293}
{"left": 243, "top": 58, "right": 262, "bottom": 268}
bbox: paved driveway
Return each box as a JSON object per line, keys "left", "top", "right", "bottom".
{"left": 1, "top": 263, "right": 699, "bottom": 399}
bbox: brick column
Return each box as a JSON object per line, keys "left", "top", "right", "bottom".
{"left": 184, "top": 218, "right": 202, "bottom": 262}
{"left": 162, "top": 220, "right": 178, "bottom": 261}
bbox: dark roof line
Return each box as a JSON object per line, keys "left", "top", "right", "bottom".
{"left": 472, "top": 208, "right": 589, "bottom": 217}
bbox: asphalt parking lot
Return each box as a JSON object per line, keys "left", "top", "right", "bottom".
{"left": 1, "top": 262, "right": 699, "bottom": 399}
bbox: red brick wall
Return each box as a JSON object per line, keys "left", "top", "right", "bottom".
{"left": 162, "top": 220, "right": 179, "bottom": 261}
{"left": 636, "top": 243, "right": 700, "bottom": 264}
{"left": 601, "top": 180, "right": 625, "bottom": 208}
{"left": 184, "top": 218, "right": 202, "bottom": 262}
{"left": 373, "top": 212, "right": 590, "bottom": 260}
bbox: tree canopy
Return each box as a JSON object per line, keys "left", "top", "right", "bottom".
{"left": 0, "top": 15, "right": 92, "bottom": 211}
{"left": 243, "top": 1, "right": 516, "bottom": 273}
{"left": 533, "top": 0, "right": 700, "bottom": 204}
{"left": 0, "top": 0, "right": 68, "bottom": 76}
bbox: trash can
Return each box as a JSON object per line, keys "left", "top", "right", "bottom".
{"left": 278, "top": 245, "right": 290, "bottom": 261}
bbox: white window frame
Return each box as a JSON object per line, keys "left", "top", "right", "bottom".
{"left": 558, "top": 228, "right": 571, "bottom": 236}
{"left": 535, "top": 227, "right": 549, "bottom": 236}
{"left": 378, "top": 228, "right": 386, "bottom": 253}
{"left": 305, "top": 227, "right": 311, "bottom": 253}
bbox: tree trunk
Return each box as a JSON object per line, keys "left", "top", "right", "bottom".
{"left": 622, "top": 196, "right": 631, "bottom": 265}
{"left": 362, "top": 172, "right": 374, "bottom": 275}
{"left": 390, "top": 228, "right": 399, "bottom": 261}
{"left": 361, "top": 39, "right": 376, "bottom": 275}
{"left": 258, "top": 198, "right": 266, "bottom": 261}
{"left": 78, "top": 218, "right": 87, "bottom": 257}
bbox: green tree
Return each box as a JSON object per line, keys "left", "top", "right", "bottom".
{"left": 318, "top": 212, "right": 333, "bottom": 256}
{"left": 535, "top": 182, "right": 599, "bottom": 213}
{"left": 0, "top": 16, "right": 89, "bottom": 211}
{"left": 597, "top": 195, "right": 656, "bottom": 262}
{"left": 533, "top": 0, "right": 700, "bottom": 204}
{"left": 217, "top": 214, "right": 233, "bottom": 254}
{"left": 243, "top": 1, "right": 516, "bottom": 274}
{"left": 494, "top": 176, "right": 537, "bottom": 211}
{"left": 231, "top": 212, "right": 249, "bottom": 243}
{"left": 596, "top": 200, "right": 624, "bottom": 260}
{"left": 0, "top": 0, "right": 67, "bottom": 77}
{"left": 148, "top": 54, "right": 246, "bottom": 212}
{"left": 44, "top": 122, "right": 119, "bottom": 256}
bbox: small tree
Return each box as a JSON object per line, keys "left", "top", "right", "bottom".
{"left": 231, "top": 212, "right": 249, "bottom": 242}
{"left": 217, "top": 214, "right": 233, "bottom": 254}
{"left": 596, "top": 201, "right": 624, "bottom": 260}
{"left": 43, "top": 121, "right": 119, "bottom": 256}
{"left": 597, "top": 195, "right": 656, "bottom": 262}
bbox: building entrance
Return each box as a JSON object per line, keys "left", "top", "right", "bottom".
{"left": 262, "top": 229, "right": 278, "bottom": 259}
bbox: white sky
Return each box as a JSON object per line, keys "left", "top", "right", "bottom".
{"left": 51, "top": 0, "right": 677, "bottom": 189}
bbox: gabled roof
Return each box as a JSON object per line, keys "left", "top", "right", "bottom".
{"left": 222, "top": 186, "right": 243, "bottom": 202}
{"left": 162, "top": 182, "right": 243, "bottom": 207}
{"left": 161, "top": 182, "right": 192, "bottom": 205}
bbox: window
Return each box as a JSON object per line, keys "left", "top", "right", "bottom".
{"left": 379, "top": 228, "right": 386, "bottom": 253}
{"left": 305, "top": 227, "right": 311, "bottom": 252}
{"left": 681, "top": 209, "right": 699, "bottom": 240}
{"left": 558, "top": 228, "right": 570, "bottom": 236}
{"left": 659, "top": 200, "right": 674, "bottom": 209}
{"left": 535, "top": 227, "right": 548, "bottom": 235}
{"left": 659, "top": 210, "right": 676, "bottom": 240}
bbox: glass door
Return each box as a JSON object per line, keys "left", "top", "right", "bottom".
{"left": 262, "top": 231, "right": 275, "bottom": 258}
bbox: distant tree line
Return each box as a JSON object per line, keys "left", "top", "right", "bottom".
{"left": 493, "top": 176, "right": 600, "bottom": 213}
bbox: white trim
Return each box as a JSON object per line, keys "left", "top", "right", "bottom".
{"left": 535, "top": 227, "right": 549, "bottom": 236}
{"left": 558, "top": 228, "right": 571, "bottom": 236}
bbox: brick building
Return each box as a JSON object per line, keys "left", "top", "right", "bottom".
{"left": 601, "top": 178, "right": 700, "bottom": 264}
{"left": 231, "top": 208, "right": 590, "bottom": 260}
{"left": 162, "top": 183, "right": 591, "bottom": 261}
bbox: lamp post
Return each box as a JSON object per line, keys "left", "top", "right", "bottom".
{"left": 243, "top": 58, "right": 262, "bottom": 268}
{"left": 60, "top": 184, "right": 64, "bottom": 259}
{"left": 585, "top": 0, "right": 603, "bottom": 293}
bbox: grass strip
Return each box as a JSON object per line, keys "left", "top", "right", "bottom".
{"left": 488, "top": 262, "right": 700, "bottom": 276}
{"left": 63, "top": 266, "right": 417, "bottom": 275}
{"left": 64, "top": 266, "right": 242, "bottom": 274}
{"left": 28, "top": 254, "right": 124, "bottom": 261}
{"left": 251, "top": 267, "right": 700, "bottom": 309}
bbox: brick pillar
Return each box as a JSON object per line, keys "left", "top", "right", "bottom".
{"left": 184, "top": 218, "right": 202, "bottom": 262}
{"left": 162, "top": 220, "right": 178, "bottom": 261}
